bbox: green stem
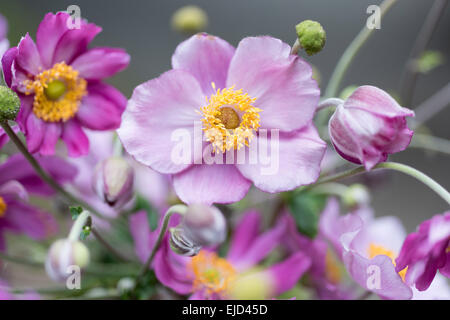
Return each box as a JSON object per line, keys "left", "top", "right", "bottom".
{"left": 314, "top": 162, "right": 450, "bottom": 206}
{"left": 133, "top": 204, "right": 188, "bottom": 293}
{"left": 410, "top": 133, "right": 450, "bottom": 156}
{"left": 0, "top": 121, "right": 106, "bottom": 219}
{"left": 324, "top": 0, "right": 398, "bottom": 98}
{"left": 0, "top": 252, "right": 43, "bottom": 268}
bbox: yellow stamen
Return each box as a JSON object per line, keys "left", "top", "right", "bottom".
{"left": 0, "top": 196, "right": 7, "bottom": 218}
{"left": 24, "top": 62, "right": 87, "bottom": 122}
{"left": 188, "top": 250, "right": 236, "bottom": 297}
{"left": 200, "top": 83, "right": 261, "bottom": 153}
{"left": 368, "top": 243, "right": 407, "bottom": 282}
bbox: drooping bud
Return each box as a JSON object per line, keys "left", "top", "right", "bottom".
{"left": 169, "top": 226, "right": 201, "bottom": 256}
{"left": 342, "top": 184, "right": 370, "bottom": 208}
{"left": 181, "top": 204, "right": 226, "bottom": 247}
{"left": 93, "top": 156, "right": 134, "bottom": 209}
{"left": 45, "top": 239, "right": 90, "bottom": 282}
{"left": 329, "top": 86, "right": 415, "bottom": 170}
{"left": 0, "top": 86, "right": 20, "bottom": 121}
{"left": 171, "top": 5, "right": 208, "bottom": 34}
{"left": 295, "top": 20, "right": 326, "bottom": 56}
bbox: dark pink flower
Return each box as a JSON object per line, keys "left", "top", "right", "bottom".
{"left": 2, "top": 12, "right": 130, "bottom": 157}
{"left": 119, "top": 33, "right": 325, "bottom": 205}
{"left": 396, "top": 212, "right": 450, "bottom": 291}
{"left": 329, "top": 86, "right": 414, "bottom": 170}
{"left": 0, "top": 154, "right": 77, "bottom": 250}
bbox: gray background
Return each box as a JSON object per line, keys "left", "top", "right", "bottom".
{"left": 1, "top": 0, "right": 449, "bottom": 231}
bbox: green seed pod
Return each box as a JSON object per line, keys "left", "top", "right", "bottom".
{"left": 0, "top": 86, "right": 20, "bottom": 121}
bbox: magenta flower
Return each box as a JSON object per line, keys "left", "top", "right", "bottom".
{"left": 130, "top": 209, "right": 311, "bottom": 299}
{"left": 396, "top": 212, "right": 450, "bottom": 291}
{"left": 0, "top": 13, "right": 9, "bottom": 61}
{"left": 1, "top": 12, "right": 130, "bottom": 157}
{"left": 119, "top": 33, "right": 326, "bottom": 205}
{"left": 0, "top": 154, "right": 77, "bottom": 250}
{"left": 329, "top": 86, "right": 415, "bottom": 170}
{"left": 319, "top": 201, "right": 413, "bottom": 299}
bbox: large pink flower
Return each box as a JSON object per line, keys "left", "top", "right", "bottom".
{"left": 119, "top": 33, "right": 325, "bottom": 204}
{"left": 2, "top": 12, "right": 130, "bottom": 157}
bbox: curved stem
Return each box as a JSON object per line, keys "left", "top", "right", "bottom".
{"left": 0, "top": 121, "right": 106, "bottom": 219}
{"left": 324, "top": 0, "right": 398, "bottom": 98}
{"left": 133, "top": 204, "right": 188, "bottom": 293}
{"left": 412, "top": 82, "right": 450, "bottom": 129}
{"left": 68, "top": 210, "right": 91, "bottom": 241}
{"left": 314, "top": 162, "right": 450, "bottom": 206}
{"left": 400, "top": 0, "right": 449, "bottom": 106}
{"left": 316, "top": 98, "right": 343, "bottom": 113}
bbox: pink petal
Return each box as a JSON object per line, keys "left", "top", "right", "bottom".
{"left": 16, "top": 33, "right": 43, "bottom": 75}
{"left": 129, "top": 210, "right": 153, "bottom": 262}
{"left": 71, "top": 47, "right": 130, "bottom": 80}
{"left": 227, "top": 36, "right": 319, "bottom": 132}
{"left": 52, "top": 22, "right": 102, "bottom": 65}
{"left": 236, "top": 124, "right": 326, "bottom": 193}
{"left": 39, "top": 122, "right": 62, "bottom": 155}
{"left": 172, "top": 164, "right": 251, "bottom": 205}
{"left": 118, "top": 69, "right": 203, "bottom": 174}
{"left": 172, "top": 33, "right": 235, "bottom": 96}
{"left": 36, "top": 12, "right": 72, "bottom": 68}
{"left": 227, "top": 210, "right": 262, "bottom": 262}
{"left": 1, "top": 47, "right": 18, "bottom": 87}
{"left": 61, "top": 120, "right": 89, "bottom": 157}
{"left": 25, "top": 114, "right": 46, "bottom": 154}
{"left": 76, "top": 87, "right": 124, "bottom": 130}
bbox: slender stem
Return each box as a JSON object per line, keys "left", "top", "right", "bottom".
{"left": 313, "top": 162, "right": 450, "bottom": 205}
{"left": 91, "top": 227, "right": 130, "bottom": 263}
{"left": 68, "top": 210, "right": 91, "bottom": 241}
{"left": 0, "top": 252, "right": 43, "bottom": 268}
{"left": 410, "top": 133, "right": 450, "bottom": 156}
{"left": 316, "top": 98, "right": 343, "bottom": 113}
{"left": 0, "top": 121, "right": 106, "bottom": 219}
{"left": 324, "top": 0, "right": 398, "bottom": 98}
{"left": 400, "top": 0, "right": 449, "bottom": 106}
{"left": 311, "top": 182, "right": 349, "bottom": 197}
{"left": 133, "top": 204, "right": 187, "bottom": 293}
{"left": 290, "top": 38, "right": 301, "bottom": 55}
{"left": 411, "top": 82, "right": 450, "bottom": 129}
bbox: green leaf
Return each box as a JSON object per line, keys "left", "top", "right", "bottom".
{"left": 69, "top": 206, "right": 83, "bottom": 220}
{"left": 133, "top": 195, "right": 159, "bottom": 231}
{"left": 287, "top": 192, "right": 327, "bottom": 238}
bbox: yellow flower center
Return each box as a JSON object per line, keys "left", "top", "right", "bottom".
{"left": 200, "top": 83, "right": 261, "bottom": 153}
{"left": 188, "top": 250, "right": 236, "bottom": 297}
{"left": 0, "top": 196, "right": 7, "bottom": 218}
{"left": 367, "top": 243, "right": 407, "bottom": 281}
{"left": 24, "top": 62, "right": 87, "bottom": 122}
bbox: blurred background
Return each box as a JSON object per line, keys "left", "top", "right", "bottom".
{"left": 0, "top": 0, "right": 449, "bottom": 232}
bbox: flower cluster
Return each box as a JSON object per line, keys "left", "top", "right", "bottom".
{"left": 0, "top": 8, "right": 448, "bottom": 302}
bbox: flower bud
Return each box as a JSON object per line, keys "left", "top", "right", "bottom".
{"left": 342, "top": 184, "right": 370, "bottom": 208}
{"left": 169, "top": 227, "right": 201, "bottom": 256}
{"left": 181, "top": 204, "right": 226, "bottom": 247}
{"left": 295, "top": 20, "right": 326, "bottom": 56}
{"left": 329, "top": 86, "right": 415, "bottom": 170}
{"left": 171, "top": 5, "right": 208, "bottom": 34}
{"left": 45, "top": 239, "right": 90, "bottom": 282}
{"left": 0, "top": 86, "right": 20, "bottom": 121}
{"left": 93, "top": 156, "right": 134, "bottom": 209}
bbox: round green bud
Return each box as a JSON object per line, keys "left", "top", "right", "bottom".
{"left": 342, "top": 184, "right": 370, "bottom": 208}
{"left": 0, "top": 86, "right": 20, "bottom": 121}
{"left": 295, "top": 20, "right": 326, "bottom": 56}
{"left": 171, "top": 5, "right": 208, "bottom": 34}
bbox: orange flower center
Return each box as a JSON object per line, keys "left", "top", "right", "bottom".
{"left": 0, "top": 196, "right": 7, "bottom": 218}
{"left": 367, "top": 243, "right": 407, "bottom": 281}
{"left": 188, "top": 250, "right": 236, "bottom": 297}
{"left": 24, "top": 62, "right": 87, "bottom": 122}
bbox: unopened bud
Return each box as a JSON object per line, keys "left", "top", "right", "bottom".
{"left": 0, "top": 86, "right": 20, "bottom": 121}
{"left": 229, "top": 272, "right": 273, "bottom": 300}
{"left": 45, "top": 239, "right": 90, "bottom": 282}
{"left": 93, "top": 156, "right": 134, "bottom": 209}
{"left": 342, "top": 184, "right": 370, "bottom": 208}
{"left": 295, "top": 20, "right": 326, "bottom": 56}
{"left": 169, "top": 227, "right": 201, "bottom": 256}
{"left": 171, "top": 5, "right": 208, "bottom": 34}
{"left": 182, "top": 204, "right": 226, "bottom": 247}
